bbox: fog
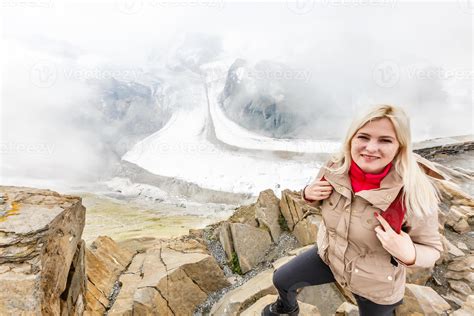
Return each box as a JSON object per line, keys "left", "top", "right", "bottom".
{"left": 1, "top": 0, "right": 472, "bottom": 189}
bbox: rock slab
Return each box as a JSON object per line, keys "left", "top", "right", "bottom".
{"left": 0, "top": 186, "right": 86, "bottom": 315}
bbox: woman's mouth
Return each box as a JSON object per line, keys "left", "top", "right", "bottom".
{"left": 361, "top": 154, "right": 380, "bottom": 162}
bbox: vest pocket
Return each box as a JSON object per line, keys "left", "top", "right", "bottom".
{"left": 324, "top": 191, "right": 342, "bottom": 209}
{"left": 349, "top": 257, "right": 395, "bottom": 298}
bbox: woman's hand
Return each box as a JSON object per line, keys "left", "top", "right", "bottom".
{"left": 374, "top": 212, "right": 416, "bottom": 265}
{"left": 304, "top": 180, "right": 334, "bottom": 201}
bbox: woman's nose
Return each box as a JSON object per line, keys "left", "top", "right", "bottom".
{"left": 365, "top": 140, "right": 379, "bottom": 152}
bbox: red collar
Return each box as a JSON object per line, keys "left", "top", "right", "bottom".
{"left": 349, "top": 159, "right": 405, "bottom": 236}
{"left": 349, "top": 159, "right": 392, "bottom": 192}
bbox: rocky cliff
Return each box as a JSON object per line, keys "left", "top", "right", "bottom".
{"left": 0, "top": 187, "right": 86, "bottom": 315}
{"left": 1, "top": 135, "right": 472, "bottom": 315}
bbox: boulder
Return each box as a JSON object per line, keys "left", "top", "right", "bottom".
{"left": 210, "top": 269, "right": 276, "bottom": 315}
{"left": 446, "top": 205, "right": 471, "bottom": 234}
{"left": 451, "top": 295, "right": 474, "bottom": 316}
{"left": 107, "top": 253, "right": 146, "bottom": 315}
{"left": 448, "top": 280, "right": 472, "bottom": 299}
{"left": 218, "top": 222, "right": 234, "bottom": 261}
{"left": 441, "top": 235, "right": 465, "bottom": 258}
{"left": 133, "top": 286, "right": 173, "bottom": 315}
{"left": 0, "top": 186, "right": 86, "bottom": 315}
{"left": 107, "top": 237, "right": 229, "bottom": 315}
{"left": 255, "top": 189, "right": 281, "bottom": 242}
{"left": 335, "top": 301, "right": 359, "bottom": 316}
{"left": 117, "top": 236, "right": 161, "bottom": 254}
{"left": 442, "top": 292, "right": 466, "bottom": 308}
{"left": 406, "top": 266, "right": 435, "bottom": 285}
{"left": 446, "top": 255, "right": 474, "bottom": 273}
{"left": 395, "top": 283, "right": 451, "bottom": 315}
{"left": 138, "top": 246, "right": 228, "bottom": 315}
{"left": 108, "top": 273, "right": 142, "bottom": 315}
{"left": 457, "top": 242, "right": 469, "bottom": 251}
{"left": 229, "top": 204, "right": 258, "bottom": 227}
{"left": 151, "top": 267, "right": 208, "bottom": 315}
{"left": 89, "top": 235, "right": 135, "bottom": 269}
{"left": 85, "top": 236, "right": 135, "bottom": 313}
{"left": 280, "top": 189, "right": 321, "bottom": 233}
{"left": 445, "top": 270, "right": 474, "bottom": 289}
{"left": 223, "top": 194, "right": 278, "bottom": 270}
{"left": 453, "top": 204, "right": 474, "bottom": 226}
{"left": 230, "top": 223, "right": 272, "bottom": 273}
{"left": 298, "top": 283, "right": 347, "bottom": 316}
{"left": 444, "top": 255, "right": 474, "bottom": 304}
{"left": 164, "top": 234, "right": 208, "bottom": 254}
{"left": 279, "top": 189, "right": 304, "bottom": 231}
{"left": 180, "top": 254, "right": 232, "bottom": 294}
{"left": 292, "top": 214, "right": 321, "bottom": 246}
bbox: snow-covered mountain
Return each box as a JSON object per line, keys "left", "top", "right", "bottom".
{"left": 82, "top": 78, "right": 172, "bottom": 158}
{"left": 204, "top": 61, "right": 340, "bottom": 153}
{"left": 218, "top": 59, "right": 305, "bottom": 138}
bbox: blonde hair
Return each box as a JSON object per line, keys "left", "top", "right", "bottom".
{"left": 327, "top": 104, "right": 440, "bottom": 219}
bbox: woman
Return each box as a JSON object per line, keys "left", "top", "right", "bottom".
{"left": 262, "top": 104, "right": 443, "bottom": 316}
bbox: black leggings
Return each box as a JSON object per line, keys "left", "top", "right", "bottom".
{"left": 272, "top": 245, "right": 403, "bottom": 316}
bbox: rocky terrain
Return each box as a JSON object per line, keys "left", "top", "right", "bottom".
{"left": 0, "top": 135, "right": 472, "bottom": 315}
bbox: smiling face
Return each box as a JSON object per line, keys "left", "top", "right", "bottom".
{"left": 350, "top": 117, "right": 400, "bottom": 174}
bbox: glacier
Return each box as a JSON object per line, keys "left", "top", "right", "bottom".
{"left": 122, "top": 61, "right": 341, "bottom": 197}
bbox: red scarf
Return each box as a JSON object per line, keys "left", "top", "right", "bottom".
{"left": 349, "top": 159, "right": 392, "bottom": 193}
{"left": 349, "top": 160, "right": 405, "bottom": 234}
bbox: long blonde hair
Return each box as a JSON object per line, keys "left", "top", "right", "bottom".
{"left": 327, "top": 104, "right": 440, "bottom": 219}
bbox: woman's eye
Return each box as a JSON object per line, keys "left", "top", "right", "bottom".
{"left": 357, "top": 135, "right": 368, "bottom": 140}
{"left": 381, "top": 139, "right": 392, "bottom": 143}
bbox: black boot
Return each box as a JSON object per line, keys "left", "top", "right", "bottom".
{"left": 261, "top": 297, "right": 299, "bottom": 316}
